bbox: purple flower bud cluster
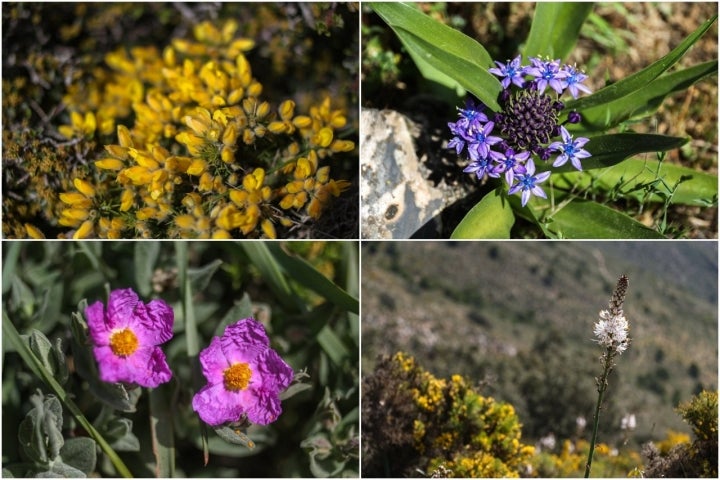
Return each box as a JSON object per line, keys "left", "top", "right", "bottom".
{"left": 448, "top": 55, "right": 592, "bottom": 206}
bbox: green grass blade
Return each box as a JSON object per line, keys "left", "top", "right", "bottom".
{"left": 451, "top": 187, "right": 515, "bottom": 239}
{"left": 371, "top": 2, "right": 502, "bottom": 110}
{"left": 523, "top": 3, "right": 594, "bottom": 61}
{"left": 3, "top": 314, "right": 133, "bottom": 478}
{"left": 265, "top": 244, "right": 358, "bottom": 315}
{"left": 174, "top": 242, "right": 209, "bottom": 464}
{"left": 241, "top": 242, "right": 302, "bottom": 312}
{"left": 317, "top": 325, "right": 350, "bottom": 367}
{"left": 134, "top": 242, "right": 160, "bottom": 297}
{"left": 567, "top": 15, "right": 717, "bottom": 111}
{"left": 149, "top": 384, "right": 175, "bottom": 478}
{"left": 2, "top": 241, "right": 21, "bottom": 294}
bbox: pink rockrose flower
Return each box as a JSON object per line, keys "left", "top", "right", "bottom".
{"left": 192, "top": 318, "right": 294, "bottom": 426}
{"left": 85, "top": 288, "right": 174, "bottom": 388}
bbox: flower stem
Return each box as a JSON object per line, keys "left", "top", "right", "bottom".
{"left": 585, "top": 353, "right": 613, "bottom": 478}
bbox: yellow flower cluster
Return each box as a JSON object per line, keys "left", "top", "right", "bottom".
{"left": 529, "top": 438, "right": 643, "bottom": 477}
{"left": 45, "top": 19, "right": 354, "bottom": 239}
{"left": 390, "top": 352, "right": 534, "bottom": 477}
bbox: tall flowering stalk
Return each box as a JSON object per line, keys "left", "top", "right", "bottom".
{"left": 585, "top": 275, "right": 630, "bottom": 477}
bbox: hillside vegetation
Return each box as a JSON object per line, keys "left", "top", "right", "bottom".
{"left": 362, "top": 241, "right": 717, "bottom": 448}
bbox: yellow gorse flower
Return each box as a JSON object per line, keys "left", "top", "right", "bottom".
{"left": 50, "top": 16, "right": 354, "bottom": 239}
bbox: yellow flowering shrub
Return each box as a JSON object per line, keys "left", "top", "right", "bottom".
{"left": 4, "top": 4, "right": 357, "bottom": 239}
{"left": 362, "top": 352, "right": 534, "bottom": 477}
{"left": 529, "top": 438, "right": 643, "bottom": 477}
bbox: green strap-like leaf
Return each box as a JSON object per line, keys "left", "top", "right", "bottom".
{"left": 579, "top": 60, "right": 718, "bottom": 130}
{"left": 241, "top": 242, "right": 304, "bottom": 313}
{"left": 149, "top": 384, "right": 175, "bottom": 478}
{"left": 540, "top": 133, "right": 688, "bottom": 173}
{"left": 451, "top": 187, "right": 515, "bottom": 239}
{"left": 371, "top": 2, "right": 502, "bottom": 110}
{"left": 134, "top": 242, "right": 160, "bottom": 297}
{"left": 541, "top": 199, "right": 665, "bottom": 238}
{"left": 523, "top": 3, "right": 594, "bottom": 61}
{"left": 317, "top": 324, "right": 350, "bottom": 366}
{"left": 174, "top": 242, "right": 210, "bottom": 465}
{"left": 265, "top": 243, "right": 359, "bottom": 315}
{"left": 567, "top": 15, "right": 717, "bottom": 111}
{"left": 552, "top": 158, "right": 718, "bottom": 206}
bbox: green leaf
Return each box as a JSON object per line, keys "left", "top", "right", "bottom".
{"left": 451, "top": 187, "right": 515, "bottom": 238}
{"left": 102, "top": 417, "right": 140, "bottom": 452}
{"left": 552, "top": 158, "right": 718, "bottom": 206}
{"left": 3, "top": 314, "right": 131, "bottom": 476}
{"left": 134, "top": 242, "right": 160, "bottom": 297}
{"left": 579, "top": 61, "right": 718, "bottom": 130}
{"left": 371, "top": 2, "right": 502, "bottom": 110}
{"left": 405, "top": 47, "right": 466, "bottom": 96}
{"left": 567, "top": 15, "right": 717, "bottom": 111}
{"left": 188, "top": 259, "right": 223, "bottom": 293}
{"left": 174, "top": 242, "right": 209, "bottom": 465}
{"left": 523, "top": 3, "right": 593, "bottom": 61}
{"left": 213, "top": 426, "right": 256, "bottom": 449}
{"left": 265, "top": 244, "right": 359, "bottom": 315}
{"left": 59, "top": 438, "right": 97, "bottom": 475}
{"left": 48, "top": 462, "right": 86, "bottom": 477}
{"left": 213, "top": 294, "right": 254, "bottom": 337}
{"left": 2, "top": 242, "right": 21, "bottom": 294}
{"left": 201, "top": 423, "right": 277, "bottom": 458}
{"left": 76, "top": 242, "right": 102, "bottom": 271}
{"left": 280, "top": 370, "right": 312, "bottom": 401}
{"left": 317, "top": 325, "right": 350, "bottom": 366}
{"left": 18, "top": 393, "right": 64, "bottom": 464}
{"left": 302, "top": 432, "right": 347, "bottom": 477}
{"left": 26, "top": 331, "right": 68, "bottom": 385}
{"left": 541, "top": 199, "right": 665, "bottom": 238}
{"left": 11, "top": 275, "right": 35, "bottom": 318}
{"left": 540, "top": 133, "right": 687, "bottom": 173}
{"left": 241, "top": 242, "right": 302, "bottom": 312}
{"left": 149, "top": 384, "right": 175, "bottom": 478}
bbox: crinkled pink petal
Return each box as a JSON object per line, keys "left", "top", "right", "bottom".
{"left": 254, "top": 349, "right": 293, "bottom": 392}
{"left": 193, "top": 317, "right": 294, "bottom": 427}
{"left": 199, "top": 336, "right": 231, "bottom": 384}
{"left": 86, "top": 288, "right": 174, "bottom": 388}
{"left": 93, "top": 345, "right": 130, "bottom": 383}
{"left": 132, "top": 300, "right": 174, "bottom": 346}
{"left": 192, "top": 383, "right": 246, "bottom": 426}
{"left": 222, "top": 318, "right": 269, "bottom": 348}
{"left": 220, "top": 319, "right": 269, "bottom": 365}
{"left": 106, "top": 288, "right": 140, "bottom": 329}
{"left": 127, "top": 347, "right": 173, "bottom": 387}
{"left": 245, "top": 387, "right": 283, "bottom": 425}
{"left": 85, "top": 300, "right": 110, "bottom": 346}
{"left": 93, "top": 346, "right": 171, "bottom": 387}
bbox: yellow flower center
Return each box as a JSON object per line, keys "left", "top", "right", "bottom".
{"left": 109, "top": 328, "right": 139, "bottom": 357}
{"left": 223, "top": 362, "right": 252, "bottom": 391}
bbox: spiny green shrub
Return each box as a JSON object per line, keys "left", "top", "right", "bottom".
{"left": 3, "top": 4, "right": 357, "bottom": 239}
{"left": 362, "top": 352, "right": 534, "bottom": 477}
{"left": 643, "top": 390, "right": 718, "bottom": 477}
